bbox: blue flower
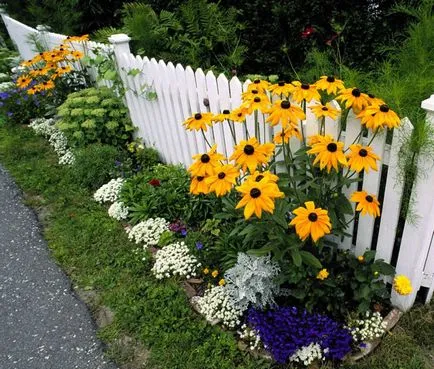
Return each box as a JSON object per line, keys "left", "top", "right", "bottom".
{"left": 7, "top": 112, "right": 13, "bottom": 117}
{"left": 0, "top": 92, "right": 9, "bottom": 100}
{"left": 180, "top": 229, "right": 187, "bottom": 237}
{"left": 195, "top": 242, "right": 204, "bottom": 250}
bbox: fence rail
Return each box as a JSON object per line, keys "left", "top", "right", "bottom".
{"left": 2, "top": 12, "right": 434, "bottom": 310}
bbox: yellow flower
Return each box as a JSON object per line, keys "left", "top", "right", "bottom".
{"left": 347, "top": 144, "right": 380, "bottom": 173}
{"left": 27, "top": 86, "right": 39, "bottom": 95}
{"left": 70, "top": 50, "right": 84, "bottom": 59}
{"left": 247, "top": 79, "right": 270, "bottom": 93}
{"left": 268, "top": 81, "right": 294, "bottom": 96}
{"left": 289, "top": 201, "right": 332, "bottom": 242}
{"left": 366, "top": 93, "right": 385, "bottom": 107}
{"left": 213, "top": 109, "right": 231, "bottom": 122}
{"left": 315, "top": 76, "right": 345, "bottom": 95}
{"left": 246, "top": 170, "right": 279, "bottom": 185}
{"left": 242, "top": 94, "right": 270, "bottom": 114}
{"left": 235, "top": 180, "right": 284, "bottom": 220}
{"left": 241, "top": 88, "right": 266, "bottom": 103}
{"left": 374, "top": 271, "right": 379, "bottom": 277}
{"left": 309, "top": 102, "right": 340, "bottom": 120}
{"left": 357, "top": 255, "right": 365, "bottom": 262}
{"left": 357, "top": 104, "right": 400, "bottom": 130}
{"left": 183, "top": 112, "right": 214, "bottom": 131}
{"left": 273, "top": 126, "right": 302, "bottom": 144}
{"left": 203, "top": 268, "right": 210, "bottom": 275}
{"left": 229, "top": 107, "right": 248, "bottom": 122}
{"left": 211, "top": 270, "right": 219, "bottom": 278}
{"left": 316, "top": 268, "right": 329, "bottom": 280}
{"left": 205, "top": 164, "right": 239, "bottom": 196}
{"left": 21, "top": 59, "right": 35, "bottom": 67}
{"left": 307, "top": 134, "right": 332, "bottom": 146}
{"left": 350, "top": 191, "right": 381, "bottom": 217}
{"left": 307, "top": 136, "right": 347, "bottom": 172}
{"left": 266, "top": 100, "right": 305, "bottom": 128}
{"left": 36, "top": 80, "right": 55, "bottom": 91}
{"left": 218, "top": 278, "right": 226, "bottom": 286}
{"left": 230, "top": 137, "right": 274, "bottom": 173}
{"left": 189, "top": 175, "right": 210, "bottom": 195}
{"left": 188, "top": 144, "right": 225, "bottom": 176}
{"left": 64, "top": 34, "right": 89, "bottom": 42}
{"left": 56, "top": 65, "right": 73, "bottom": 76}
{"left": 291, "top": 81, "right": 321, "bottom": 103}
{"left": 336, "top": 88, "right": 370, "bottom": 112}
{"left": 16, "top": 76, "right": 32, "bottom": 89}
{"left": 393, "top": 275, "right": 412, "bottom": 295}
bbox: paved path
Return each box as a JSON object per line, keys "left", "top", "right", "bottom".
{"left": 0, "top": 165, "right": 117, "bottom": 369}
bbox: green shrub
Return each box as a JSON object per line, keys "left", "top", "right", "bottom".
{"left": 56, "top": 86, "right": 135, "bottom": 148}
{"left": 0, "top": 47, "right": 19, "bottom": 75}
{"left": 67, "top": 144, "right": 123, "bottom": 190}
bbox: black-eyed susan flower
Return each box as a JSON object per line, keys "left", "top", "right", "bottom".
{"left": 307, "top": 136, "right": 347, "bottom": 172}
{"left": 21, "top": 59, "right": 34, "bottom": 67}
{"left": 205, "top": 164, "right": 239, "bottom": 196}
{"left": 291, "top": 81, "right": 321, "bottom": 103}
{"left": 183, "top": 112, "right": 214, "bottom": 131}
{"left": 366, "top": 93, "right": 385, "bottom": 107}
{"left": 247, "top": 79, "right": 270, "bottom": 93}
{"left": 350, "top": 191, "right": 380, "bottom": 217}
{"left": 229, "top": 107, "right": 247, "bottom": 122}
{"left": 70, "top": 50, "right": 84, "bottom": 59}
{"left": 357, "top": 104, "right": 400, "bottom": 130}
{"left": 316, "top": 268, "right": 329, "bottom": 280}
{"left": 347, "top": 144, "right": 380, "bottom": 173}
{"left": 36, "top": 80, "right": 55, "bottom": 91}
{"left": 16, "top": 76, "right": 32, "bottom": 89}
{"left": 235, "top": 180, "right": 284, "bottom": 219}
{"left": 393, "top": 275, "right": 412, "bottom": 295}
{"left": 266, "top": 100, "right": 305, "bottom": 127}
{"left": 27, "top": 86, "right": 39, "bottom": 95}
{"left": 310, "top": 102, "right": 340, "bottom": 120}
{"left": 246, "top": 170, "right": 279, "bottom": 184}
{"left": 230, "top": 137, "right": 275, "bottom": 173}
{"left": 213, "top": 109, "right": 231, "bottom": 122}
{"left": 241, "top": 88, "right": 265, "bottom": 102}
{"left": 188, "top": 144, "right": 225, "bottom": 176}
{"left": 64, "top": 34, "right": 89, "bottom": 42}
{"left": 273, "top": 126, "right": 302, "bottom": 144}
{"left": 336, "top": 88, "right": 370, "bottom": 112}
{"left": 56, "top": 65, "right": 73, "bottom": 76}
{"left": 307, "top": 134, "right": 332, "bottom": 146}
{"left": 189, "top": 175, "right": 210, "bottom": 195}
{"left": 289, "top": 201, "right": 331, "bottom": 242}
{"left": 268, "top": 81, "right": 294, "bottom": 96}
{"left": 315, "top": 76, "right": 345, "bottom": 95}
{"left": 242, "top": 94, "right": 270, "bottom": 114}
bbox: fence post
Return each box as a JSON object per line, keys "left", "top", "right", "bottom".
{"left": 391, "top": 94, "right": 434, "bottom": 311}
{"left": 108, "top": 33, "right": 131, "bottom": 62}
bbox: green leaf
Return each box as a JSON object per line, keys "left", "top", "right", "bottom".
{"left": 247, "top": 246, "right": 274, "bottom": 256}
{"left": 104, "top": 69, "right": 118, "bottom": 80}
{"left": 300, "top": 250, "right": 322, "bottom": 268}
{"left": 291, "top": 249, "right": 302, "bottom": 267}
{"left": 355, "top": 269, "right": 367, "bottom": 282}
{"left": 374, "top": 260, "right": 395, "bottom": 275}
{"left": 128, "top": 68, "right": 141, "bottom": 77}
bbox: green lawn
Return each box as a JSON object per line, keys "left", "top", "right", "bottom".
{"left": 0, "top": 123, "right": 432, "bottom": 369}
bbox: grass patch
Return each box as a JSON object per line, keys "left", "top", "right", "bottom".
{"left": 0, "top": 123, "right": 433, "bottom": 369}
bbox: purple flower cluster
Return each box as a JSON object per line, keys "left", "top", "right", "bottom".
{"left": 248, "top": 306, "right": 353, "bottom": 363}
{"left": 168, "top": 220, "right": 187, "bottom": 236}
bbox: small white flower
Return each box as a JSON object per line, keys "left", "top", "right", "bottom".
{"left": 347, "top": 311, "right": 386, "bottom": 343}
{"left": 290, "top": 343, "right": 323, "bottom": 366}
{"left": 58, "top": 150, "right": 75, "bottom": 165}
{"left": 108, "top": 201, "right": 129, "bottom": 220}
{"left": 93, "top": 178, "right": 125, "bottom": 203}
{"left": 126, "top": 217, "right": 169, "bottom": 248}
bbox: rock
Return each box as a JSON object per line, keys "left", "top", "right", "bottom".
{"left": 182, "top": 281, "right": 197, "bottom": 298}
{"left": 96, "top": 305, "right": 115, "bottom": 328}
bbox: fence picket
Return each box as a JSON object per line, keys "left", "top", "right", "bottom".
{"left": 216, "top": 74, "right": 236, "bottom": 157}
{"left": 229, "top": 76, "right": 245, "bottom": 145}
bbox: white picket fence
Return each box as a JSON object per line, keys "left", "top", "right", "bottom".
{"left": 2, "top": 12, "right": 434, "bottom": 311}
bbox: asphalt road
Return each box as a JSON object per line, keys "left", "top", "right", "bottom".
{"left": 0, "top": 164, "right": 117, "bottom": 369}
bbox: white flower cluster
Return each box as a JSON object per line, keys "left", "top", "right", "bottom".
{"left": 196, "top": 285, "right": 244, "bottom": 328}
{"left": 126, "top": 217, "right": 168, "bottom": 247}
{"left": 151, "top": 241, "right": 200, "bottom": 280}
{"left": 108, "top": 201, "right": 129, "bottom": 220}
{"left": 93, "top": 178, "right": 125, "bottom": 203}
{"left": 29, "top": 118, "right": 75, "bottom": 165}
{"left": 0, "top": 81, "right": 14, "bottom": 91}
{"left": 237, "top": 324, "right": 261, "bottom": 351}
{"left": 349, "top": 311, "right": 386, "bottom": 342}
{"left": 289, "top": 343, "right": 326, "bottom": 366}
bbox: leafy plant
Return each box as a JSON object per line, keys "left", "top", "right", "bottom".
{"left": 56, "top": 86, "right": 135, "bottom": 148}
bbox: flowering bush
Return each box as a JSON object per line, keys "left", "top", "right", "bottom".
{"left": 151, "top": 241, "right": 201, "bottom": 279}
{"left": 126, "top": 217, "right": 169, "bottom": 247}
{"left": 93, "top": 178, "right": 125, "bottom": 204}
{"left": 348, "top": 311, "right": 386, "bottom": 343}
{"left": 248, "top": 306, "right": 353, "bottom": 363}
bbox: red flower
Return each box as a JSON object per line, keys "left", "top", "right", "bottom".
{"left": 148, "top": 178, "right": 161, "bottom": 187}
{"left": 325, "top": 33, "right": 338, "bottom": 46}
{"left": 301, "top": 26, "right": 315, "bottom": 39}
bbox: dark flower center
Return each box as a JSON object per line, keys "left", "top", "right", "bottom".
{"left": 326, "top": 76, "right": 335, "bottom": 82}
{"left": 380, "top": 104, "right": 389, "bottom": 112}
{"left": 51, "top": 54, "right": 56, "bottom": 58}
{"left": 237, "top": 113, "right": 243, "bottom": 117}
{"left": 250, "top": 188, "right": 261, "bottom": 198}
{"left": 194, "top": 113, "right": 202, "bottom": 120}
{"left": 254, "top": 79, "right": 260, "bottom": 84}
{"left": 278, "top": 81, "right": 285, "bottom": 86}
{"left": 359, "top": 149, "right": 368, "bottom": 157}
{"left": 39, "top": 52, "right": 44, "bottom": 56}
{"left": 201, "top": 154, "right": 210, "bottom": 163}
{"left": 365, "top": 195, "right": 373, "bottom": 203}
{"left": 322, "top": 107, "right": 328, "bottom": 111}
{"left": 308, "top": 212, "right": 318, "bottom": 222}
{"left": 327, "top": 143, "right": 338, "bottom": 152}
{"left": 218, "top": 172, "right": 226, "bottom": 179}
{"left": 301, "top": 83, "right": 310, "bottom": 90}
{"left": 197, "top": 176, "right": 205, "bottom": 182}
{"left": 244, "top": 144, "right": 255, "bottom": 155}
{"left": 222, "top": 109, "right": 230, "bottom": 114}
{"left": 254, "top": 97, "right": 261, "bottom": 103}
{"left": 352, "top": 88, "right": 361, "bottom": 97}
{"left": 255, "top": 175, "right": 264, "bottom": 182}
{"left": 251, "top": 89, "right": 259, "bottom": 94}
{"left": 280, "top": 100, "right": 291, "bottom": 109}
